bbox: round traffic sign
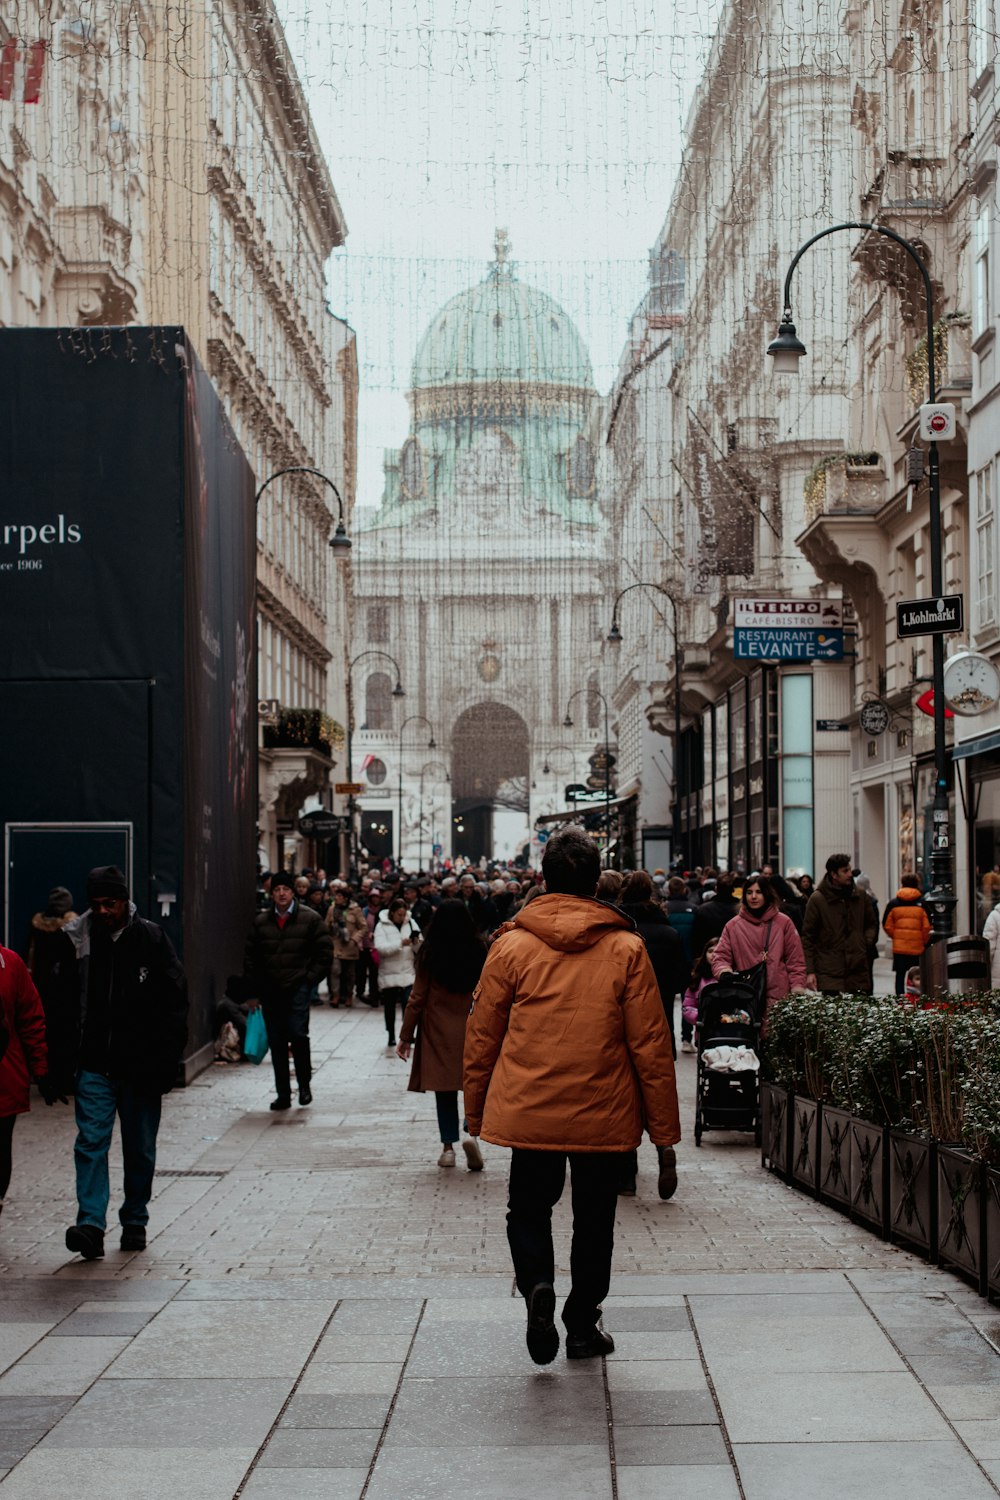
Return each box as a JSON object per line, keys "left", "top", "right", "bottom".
{"left": 928, "top": 411, "right": 949, "bottom": 433}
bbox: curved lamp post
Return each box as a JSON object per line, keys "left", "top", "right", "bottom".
{"left": 347, "top": 650, "right": 405, "bottom": 874}
{"left": 607, "top": 581, "right": 682, "bottom": 866}
{"left": 563, "top": 687, "right": 612, "bottom": 867}
{"left": 767, "top": 221, "right": 953, "bottom": 938}
{"left": 254, "top": 465, "right": 352, "bottom": 552}
{"left": 398, "top": 715, "right": 435, "bottom": 866}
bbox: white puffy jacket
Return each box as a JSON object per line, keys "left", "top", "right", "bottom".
{"left": 374, "top": 910, "right": 419, "bottom": 988}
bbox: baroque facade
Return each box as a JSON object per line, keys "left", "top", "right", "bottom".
{"left": 351, "top": 235, "right": 613, "bottom": 867}
{"left": 0, "top": 0, "right": 354, "bottom": 872}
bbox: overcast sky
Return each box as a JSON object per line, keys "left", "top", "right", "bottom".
{"left": 276, "top": 0, "right": 723, "bottom": 506}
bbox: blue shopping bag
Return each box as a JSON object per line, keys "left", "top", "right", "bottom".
{"left": 244, "top": 1006, "right": 269, "bottom": 1065}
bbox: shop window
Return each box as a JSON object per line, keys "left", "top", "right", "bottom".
{"left": 975, "top": 461, "right": 996, "bottom": 632}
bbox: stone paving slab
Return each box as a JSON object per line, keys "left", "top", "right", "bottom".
{"left": 0, "top": 1003, "right": 998, "bottom": 1497}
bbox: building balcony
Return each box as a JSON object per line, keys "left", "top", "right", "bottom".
{"left": 52, "top": 205, "right": 137, "bottom": 324}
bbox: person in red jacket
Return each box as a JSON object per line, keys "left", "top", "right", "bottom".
{"left": 882, "top": 874, "right": 931, "bottom": 995}
{"left": 0, "top": 945, "right": 64, "bottom": 1223}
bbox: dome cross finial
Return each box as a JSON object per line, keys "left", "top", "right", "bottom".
{"left": 494, "top": 226, "right": 511, "bottom": 270}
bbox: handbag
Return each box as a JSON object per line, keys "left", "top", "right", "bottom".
{"left": 731, "top": 919, "right": 773, "bottom": 1017}
{"left": 243, "top": 1006, "right": 269, "bottom": 1065}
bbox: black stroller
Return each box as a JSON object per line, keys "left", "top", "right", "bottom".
{"left": 693, "top": 977, "right": 763, "bottom": 1146}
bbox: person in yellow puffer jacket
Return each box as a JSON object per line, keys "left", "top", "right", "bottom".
{"left": 882, "top": 874, "right": 931, "bottom": 995}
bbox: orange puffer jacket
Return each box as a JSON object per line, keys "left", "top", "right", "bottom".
{"left": 463, "top": 894, "right": 681, "bottom": 1152}
{"left": 883, "top": 888, "right": 931, "bottom": 956}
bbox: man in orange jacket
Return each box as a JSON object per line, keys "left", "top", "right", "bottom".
{"left": 464, "top": 826, "right": 681, "bottom": 1366}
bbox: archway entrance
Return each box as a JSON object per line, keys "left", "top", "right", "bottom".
{"left": 451, "top": 703, "right": 530, "bottom": 864}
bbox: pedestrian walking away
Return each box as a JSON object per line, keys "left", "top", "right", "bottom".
{"left": 396, "top": 898, "right": 486, "bottom": 1170}
{"left": 801, "top": 853, "right": 879, "bottom": 995}
{"left": 464, "top": 827, "right": 680, "bottom": 1367}
{"left": 0, "top": 944, "right": 65, "bottom": 1226}
{"left": 374, "top": 896, "right": 420, "bottom": 1049}
{"left": 882, "top": 874, "right": 932, "bottom": 994}
{"left": 51, "top": 866, "right": 187, "bottom": 1260}
{"left": 244, "top": 870, "right": 332, "bottom": 1110}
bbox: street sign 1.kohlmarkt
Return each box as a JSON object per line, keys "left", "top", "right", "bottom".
{"left": 896, "top": 595, "right": 964, "bottom": 638}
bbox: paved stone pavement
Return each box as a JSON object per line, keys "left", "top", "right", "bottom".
{"left": 1, "top": 996, "right": 999, "bottom": 1498}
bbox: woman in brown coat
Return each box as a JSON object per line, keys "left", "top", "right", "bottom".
{"left": 396, "top": 900, "right": 486, "bottom": 1171}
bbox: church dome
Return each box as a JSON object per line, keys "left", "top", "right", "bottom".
{"left": 411, "top": 234, "right": 594, "bottom": 392}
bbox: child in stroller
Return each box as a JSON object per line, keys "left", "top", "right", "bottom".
{"left": 693, "top": 974, "right": 763, "bottom": 1146}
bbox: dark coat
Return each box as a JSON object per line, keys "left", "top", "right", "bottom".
{"left": 691, "top": 894, "right": 740, "bottom": 954}
{"left": 663, "top": 897, "right": 696, "bottom": 964}
{"left": 802, "top": 876, "right": 879, "bottom": 993}
{"left": 52, "top": 912, "right": 188, "bottom": 1094}
{"left": 620, "top": 901, "right": 688, "bottom": 1009}
{"left": 244, "top": 902, "right": 333, "bottom": 999}
{"left": 24, "top": 910, "right": 79, "bottom": 1092}
{"left": 399, "top": 969, "right": 473, "bottom": 1092}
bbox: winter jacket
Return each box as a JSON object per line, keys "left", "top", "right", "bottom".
{"left": 24, "top": 909, "right": 78, "bottom": 1092}
{"left": 663, "top": 897, "right": 697, "bottom": 964}
{"left": 983, "top": 906, "right": 1000, "bottom": 987}
{"left": 801, "top": 876, "right": 879, "bottom": 993}
{"left": 620, "top": 901, "right": 688, "bottom": 1012}
{"left": 374, "top": 911, "right": 420, "bottom": 988}
{"left": 327, "top": 901, "right": 368, "bottom": 961}
{"left": 244, "top": 902, "right": 332, "bottom": 1000}
{"left": 463, "top": 893, "right": 681, "bottom": 1152}
{"left": 710, "top": 906, "right": 807, "bottom": 1009}
{"left": 51, "top": 911, "right": 188, "bottom": 1094}
{"left": 682, "top": 976, "right": 711, "bottom": 1028}
{"left": 0, "top": 947, "right": 47, "bottom": 1118}
{"left": 691, "top": 894, "right": 740, "bottom": 954}
{"left": 399, "top": 970, "right": 473, "bottom": 1092}
{"left": 882, "top": 888, "right": 931, "bottom": 957}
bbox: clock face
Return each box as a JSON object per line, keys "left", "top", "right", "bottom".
{"left": 943, "top": 652, "right": 1000, "bottom": 716}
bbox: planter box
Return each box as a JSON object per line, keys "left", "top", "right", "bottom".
{"left": 937, "top": 1145, "right": 984, "bottom": 1290}
{"left": 985, "top": 1167, "right": 1000, "bottom": 1303}
{"left": 888, "top": 1130, "right": 937, "bottom": 1258}
{"left": 819, "top": 1104, "right": 853, "bottom": 1211}
{"left": 851, "top": 1119, "right": 889, "bottom": 1235}
{"left": 760, "top": 1082, "right": 791, "bottom": 1179}
{"left": 791, "top": 1095, "right": 821, "bottom": 1195}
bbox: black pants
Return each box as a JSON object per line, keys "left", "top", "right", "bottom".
{"left": 0, "top": 1114, "right": 15, "bottom": 1200}
{"left": 381, "top": 985, "right": 410, "bottom": 1042}
{"left": 262, "top": 984, "right": 312, "bottom": 1100}
{"left": 893, "top": 953, "right": 919, "bottom": 995}
{"left": 336, "top": 959, "right": 357, "bottom": 1000}
{"left": 507, "top": 1148, "right": 627, "bottom": 1335}
{"left": 357, "top": 950, "right": 379, "bottom": 1000}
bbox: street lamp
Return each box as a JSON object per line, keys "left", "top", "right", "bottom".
{"left": 563, "top": 687, "right": 613, "bottom": 867}
{"left": 418, "top": 759, "right": 450, "bottom": 873}
{"left": 768, "top": 221, "right": 954, "bottom": 938}
{"left": 346, "top": 650, "right": 405, "bottom": 875}
{"left": 398, "top": 715, "right": 435, "bottom": 866}
{"left": 607, "top": 581, "right": 683, "bottom": 868}
{"left": 254, "top": 465, "right": 352, "bottom": 552}
{"left": 541, "top": 744, "right": 578, "bottom": 777}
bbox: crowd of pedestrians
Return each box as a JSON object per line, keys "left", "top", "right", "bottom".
{"left": 0, "top": 837, "right": 943, "bottom": 1368}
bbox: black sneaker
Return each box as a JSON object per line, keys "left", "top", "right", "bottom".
{"left": 65, "top": 1224, "right": 105, "bottom": 1260}
{"left": 657, "top": 1147, "right": 678, "bottom": 1201}
{"left": 120, "top": 1225, "right": 146, "bottom": 1252}
{"left": 270, "top": 1096, "right": 292, "bottom": 1111}
{"left": 298, "top": 1086, "right": 313, "bottom": 1106}
{"left": 526, "top": 1282, "right": 559, "bottom": 1365}
{"left": 566, "top": 1325, "right": 615, "bottom": 1360}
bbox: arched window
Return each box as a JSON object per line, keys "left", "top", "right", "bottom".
{"left": 365, "top": 672, "right": 392, "bottom": 730}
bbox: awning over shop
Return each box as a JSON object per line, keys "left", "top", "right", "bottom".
{"left": 534, "top": 791, "right": 638, "bottom": 826}
{"left": 952, "top": 729, "right": 1000, "bottom": 762}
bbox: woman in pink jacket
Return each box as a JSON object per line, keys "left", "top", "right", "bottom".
{"left": 710, "top": 875, "right": 807, "bottom": 1026}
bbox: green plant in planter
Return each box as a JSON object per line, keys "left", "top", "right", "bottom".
{"left": 962, "top": 1047, "right": 1000, "bottom": 1165}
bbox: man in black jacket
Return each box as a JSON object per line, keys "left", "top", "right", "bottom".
{"left": 54, "top": 866, "right": 188, "bottom": 1261}
{"left": 691, "top": 873, "right": 741, "bottom": 954}
{"left": 244, "top": 871, "right": 332, "bottom": 1111}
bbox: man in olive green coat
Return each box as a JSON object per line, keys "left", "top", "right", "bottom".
{"left": 802, "top": 853, "right": 878, "bottom": 994}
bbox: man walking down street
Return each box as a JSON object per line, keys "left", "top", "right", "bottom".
{"left": 55, "top": 866, "right": 188, "bottom": 1260}
{"left": 244, "top": 871, "right": 332, "bottom": 1110}
{"left": 464, "top": 827, "right": 680, "bottom": 1366}
{"left": 802, "top": 853, "right": 879, "bottom": 995}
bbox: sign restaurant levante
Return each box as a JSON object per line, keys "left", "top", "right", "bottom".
{"left": 733, "top": 598, "right": 844, "bottom": 662}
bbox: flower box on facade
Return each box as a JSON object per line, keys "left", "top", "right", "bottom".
{"left": 984, "top": 1167, "right": 1000, "bottom": 1304}
{"left": 850, "top": 1118, "right": 889, "bottom": 1235}
{"left": 791, "top": 1095, "right": 821, "bottom": 1196}
{"left": 936, "top": 1145, "right": 984, "bottom": 1290}
{"left": 819, "top": 1104, "right": 853, "bottom": 1211}
{"left": 888, "top": 1129, "right": 937, "bottom": 1258}
{"left": 760, "top": 1081, "right": 790, "bottom": 1179}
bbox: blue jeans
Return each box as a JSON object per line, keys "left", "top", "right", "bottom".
{"left": 434, "top": 1091, "right": 469, "bottom": 1145}
{"left": 74, "top": 1070, "right": 162, "bottom": 1231}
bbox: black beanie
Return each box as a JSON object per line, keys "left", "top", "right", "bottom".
{"left": 87, "top": 865, "right": 129, "bottom": 902}
{"left": 46, "top": 886, "right": 75, "bottom": 918}
{"left": 270, "top": 871, "right": 295, "bottom": 895}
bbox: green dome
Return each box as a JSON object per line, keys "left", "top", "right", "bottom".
{"left": 411, "top": 261, "right": 594, "bottom": 392}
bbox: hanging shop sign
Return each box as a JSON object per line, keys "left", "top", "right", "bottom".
{"left": 733, "top": 597, "right": 844, "bottom": 661}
